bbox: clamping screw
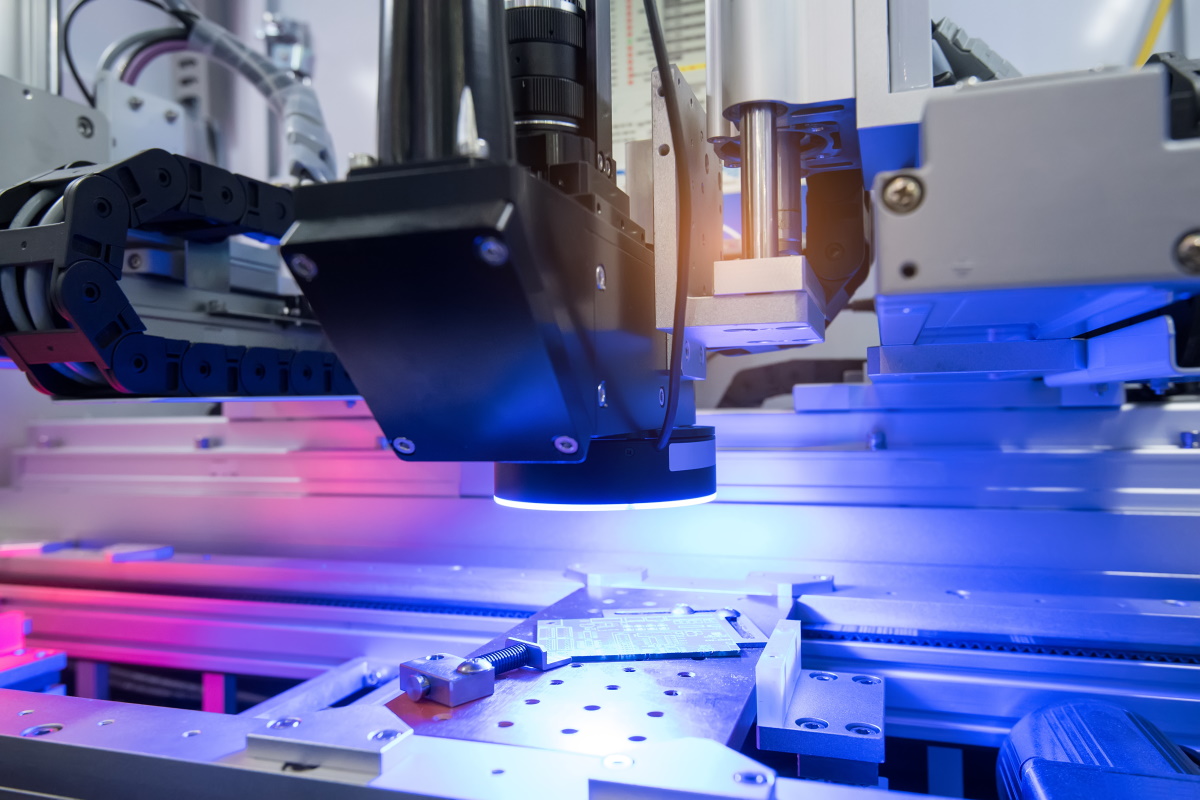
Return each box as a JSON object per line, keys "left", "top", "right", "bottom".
{"left": 882, "top": 175, "right": 924, "bottom": 214}
{"left": 475, "top": 643, "right": 534, "bottom": 674}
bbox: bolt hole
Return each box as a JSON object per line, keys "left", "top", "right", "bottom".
{"left": 254, "top": 365, "right": 266, "bottom": 379}
{"left": 900, "top": 263, "right": 918, "bottom": 279}
{"left": 82, "top": 283, "right": 100, "bottom": 301}
{"left": 131, "top": 355, "right": 148, "bottom": 373}
{"left": 219, "top": 187, "right": 233, "bottom": 203}
{"left": 98, "top": 719, "right": 115, "bottom": 726}
{"left": 664, "top": 690, "right": 679, "bottom": 696}
{"left": 550, "top": 679, "right": 564, "bottom": 685}
{"left": 647, "top": 711, "right": 664, "bottom": 718}
{"left": 21, "top": 724, "right": 62, "bottom": 737}
{"left": 561, "top": 728, "right": 578, "bottom": 734}
{"left": 623, "top": 667, "right": 637, "bottom": 673}
{"left": 852, "top": 675, "right": 881, "bottom": 685}
{"left": 524, "top": 699, "right": 540, "bottom": 705}
{"left": 658, "top": 144, "right": 670, "bottom": 156}
{"left": 94, "top": 199, "right": 111, "bottom": 217}
{"left": 677, "top": 672, "right": 695, "bottom": 678}
{"left": 491, "top": 769, "right": 505, "bottom": 775}
{"left": 606, "top": 685, "right": 619, "bottom": 690}
{"left": 796, "top": 717, "right": 829, "bottom": 730}
{"left": 497, "top": 721, "right": 514, "bottom": 728}
{"left": 571, "top": 663, "right": 584, "bottom": 668}
{"left": 847, "top": 723, "right": 881, "bottom": 736}
{"left": 198, "top": 362, "right": 212, "bottom": 377}
{"left": 156, "top": 169, "right": 171, "bottom": 187}
{"left": 584, "top": 705, "right": 601, "bottom": 711}
{"left": 629, "top": 735, "right": 646, "bottom": 742}
{"left": 809, "top": 671, "right": 838, "bottom": 681}
{"left": 182, "top": 730, "right": 201, "bottom": 737}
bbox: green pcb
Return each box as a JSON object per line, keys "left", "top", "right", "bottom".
{"left": 537, "top": 615, "right": 742, "bottom": 661}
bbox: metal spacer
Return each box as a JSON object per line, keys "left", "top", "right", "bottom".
{"left": 881, "top": 175, "right": 924, "bottom": 214}
{"left": 554, "top": 436, "right": 579, "bottom": 454}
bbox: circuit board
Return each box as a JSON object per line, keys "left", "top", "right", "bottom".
{"left": 537, "top": 615, "right": 742, "bottom": 661}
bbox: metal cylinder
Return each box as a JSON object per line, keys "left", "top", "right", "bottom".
{"left": 777, "top": 131, "right": 805, "bottom": 256}
{"left": 740, "top": 103, "right": 778, "bottom": 259}
{"left": 378, "top": 0, "right": 514, "bottom": 166}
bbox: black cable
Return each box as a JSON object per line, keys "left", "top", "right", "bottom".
{"left": 643, "top": 0, "right": 692, "bottom": 451}
{"left": 63, "top": 0, "right": 194, "bottom": 106}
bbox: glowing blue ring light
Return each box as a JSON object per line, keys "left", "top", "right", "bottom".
{"left": 493, "top": 426, "right": 716, "bottom": 511}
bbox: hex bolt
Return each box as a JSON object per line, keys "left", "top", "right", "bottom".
{"left": 554, "top": 436, "right": 579, "bottom": 454}
{"left": 289, "top": 254, "right": 319, "bottom": 282}
{"left": 268, "top": 717, "right": 301, "bottom": 729}
{"left": 602, "top": 754, "right": 634, "bottom": 770}
{"left": 128, "top": 96, "right": 144, "bottom": 110}
{"left": 882, "top": 175, "right": 924, "bottom": 214}
{"left": 76, "top": 116, "right": 94, "bottom": 138}
{"left": 392, "top": 437, "right": 416, "bottom": 455}
{"left": 127, "top": 253, "right": 143, "bottom": 270}
{"left": 476, "top": 236, "right": 509, "bottom": 267}
{"left": 1176, "top": 231, "right": 1200, "bottom": 274}
{"left": 597, "top": 381, "right": 607, "bottom": 407}
{"left": 595, "top": 264, "right": 607, "bottom": 290}
{"left": 1181, "top": 431, "right": 1200, "bottom": 449}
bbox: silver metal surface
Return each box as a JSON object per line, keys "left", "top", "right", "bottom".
{"left": 1176, "top": 230, "right": 1200, "bottom": 274}
{"left": 246, "top": 706, "right": 411, "bottom": 774}
{"left": 888, "top": 0, "right": 934, "bottom": 92}
{"left": 739, "top": 103, "right": 778, "bottom": 260}
{"left": 0, "top": 75, "right": 109, "bottom": 190}
{"left": 388, "top": 587, "right": 784, "bottom": 756}
{"left": 503, "top": 0, "right": 581, "bottom": 14}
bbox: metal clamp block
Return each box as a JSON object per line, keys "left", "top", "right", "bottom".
{"left": 397, "top": 653, "right": 494, "bottom": 708}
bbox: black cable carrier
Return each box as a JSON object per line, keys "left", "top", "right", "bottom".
{"left": 0, "top": 149, "right": 354, "bottom": 398}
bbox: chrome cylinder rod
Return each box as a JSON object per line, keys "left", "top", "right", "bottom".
{"left": 740, "top": 103, "right": 778, "bottom": 259}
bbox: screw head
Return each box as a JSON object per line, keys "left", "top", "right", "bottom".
{"left": 369, "top": 728, "right": 402, "bottom": 742}
{"left": 76, "top": 116, "right": 94, "bottom": 138}
{"left": 597, "top": 381, "right": 607, "bottom": 407}
{"left": 128, "top": 253, "right": 143, "bottom": 270}
{"left": 603, "top": 754, "right": 634, "bottom": 770}
{"left": 456, "top": 658, "right": 493, "bottom": 675}
{"left": 128, "top": 96, "right": 144, "bottom": 110}
{"left": 595, "top": 264, "right": 607, "bottom": 290}
{"left": 349, "top": 152, "right": 378, "bottom": 170}
{"left": 733, "top": 771, "right": 769, "bottom": 785}
{"left": 268, "top": 717, "right": 302, "bottom": 729}
{"left": 554, "top": 435, "right": 579, "bottom": 454}
{"left": 1175, "top": 231, "right": 1200, "bottom": 274}
{"left": 392, "top": 437, "right": 416, "bottom": 455}
{"left": 882, "top": 175, "right": 924, "bottom": 214}
{"left": 289, "top": 254, "right": 319, "bottom": 281}
{"left": 658, "top": 387, "right": 666, "bottom": 407}
{"left": 164, "top": 109, "right": 179, "bottom": 124}
{"left": 401, "top": 673, "right": 431, "bottom": 699}
{"left": 476, "top": 236, "right": 509, "bottom": 267}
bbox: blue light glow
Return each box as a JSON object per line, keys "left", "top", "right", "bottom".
{"left": 493, "top": 493, "right": 718, "bottom": 512}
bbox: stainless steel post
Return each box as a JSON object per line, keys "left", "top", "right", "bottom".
{"left": 740, "top": 103, "right": 778, "bottom": 259}
{"left": 777, "top": 130, "right": 804, "bottom": 256}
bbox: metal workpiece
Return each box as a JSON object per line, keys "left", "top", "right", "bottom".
{"left": 713, "top": 0, "right": 855, "bottom": 116}
{"left": 739, "top": 103, "right": 779, "bottom": 260}
{"left": 388, "top": 586, "right": 786, "bottom": 757}
{"left": 398, "top": 652, "right": 496, "bottom": 707}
